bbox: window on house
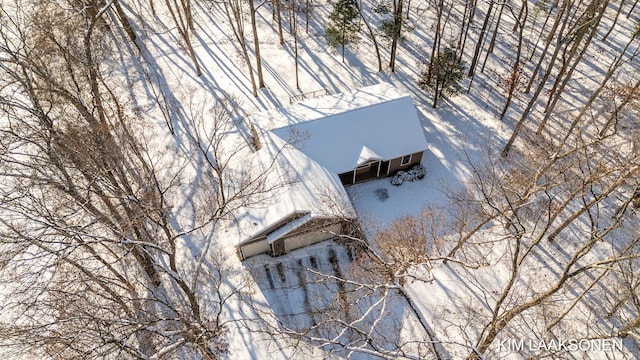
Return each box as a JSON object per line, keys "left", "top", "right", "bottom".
{"left": 401, "top": 154, "right": 412, "bottom": 166}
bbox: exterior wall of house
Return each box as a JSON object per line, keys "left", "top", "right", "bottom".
{"left": 283, "top": 223, "right": 343, "bottom": 253}
{"left": 339, "top": 171, "right": 353, "bottom": 184}
{"left": 388, "top": 151, "right": 423, "bottom": 174}
{"left": 272, "top": 218, "right": 345, "bottom": 256}
{"left": 238, "top": 239, "right": 270, "bottom": 260}
{"left": 238, "top": 218, "right": 348, "bottom": 260}
{"left": 337, "top": 151, "right": 424, "bottom": 185}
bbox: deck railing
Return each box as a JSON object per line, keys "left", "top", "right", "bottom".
{"left": 289, "top": 88, "right": 329, "bottom": 104}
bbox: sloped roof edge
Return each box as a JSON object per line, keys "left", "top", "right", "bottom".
{"left": 266, "top": 213, "right": 313, "bottom": 244}
{"left": 355, "top": 145, "right": 383, "bottom": 167}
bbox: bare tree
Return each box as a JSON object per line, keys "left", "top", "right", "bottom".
{"left": 217, "top": 0, "right": 259, "bottom": 96}
{"left": 502, "top": 2, "right": 571, "bottom": 155}
{"left": 274, "top": 0, "right": 285, "bottom": 44}
{"left": 248, "top": 0, "right": 266, "bottom": 88}
{"left": 290, "top": 0, "right": 301, "bottom": 89}
{"left": 537, "top": 0, "right": 610, "bottom": 133}
{"left": 557, "top": 22, "right": 639, "bottom": 145}
{"left": 602, "top": 0, "right": 626, "bottom": 40}
{"left": 466, "top": 0, "right": 495, "bottom": 88}
{"left": 524, "top": 0, "right": 570, "bottom": 93}
{"left": 426, "top": 0, "right": 446, "bottom": 82}
{"left": 499, "top": 0, "right": 528, "bottom": 119}
{"left": 0, "top": 2, "right": 274, "bottom": 357}
{"left": 164, "top": 0, "right": 203, "bottom": 76}
{"left": 388, "top": 0, "right": 404, "bottom": 72}
{"left": 479, "top": 0, "right": 505, "bottom": 73}
{"left": 355, "top": 0, "right": 383, "bottom": 72}
{"left": 457, "top": 0, "right": 479, "bottom": 62}
{"left": 440, "top": 129, "right": 639, "bottom": 359}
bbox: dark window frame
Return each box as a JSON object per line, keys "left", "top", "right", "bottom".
{"left": 401, "top": 154, "right": 412, "bottom": 166}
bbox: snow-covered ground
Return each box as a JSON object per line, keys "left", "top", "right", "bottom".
{"left": 111, "top": 0, "right": 640, "bottom": 358}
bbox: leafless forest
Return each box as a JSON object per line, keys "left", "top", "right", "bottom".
{"left": 0, "top": 0, "right": 639, "bottom": 358}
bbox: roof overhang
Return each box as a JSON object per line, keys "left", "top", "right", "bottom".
{"left": 355, "top": 146, "right": 384, "bottom": 167}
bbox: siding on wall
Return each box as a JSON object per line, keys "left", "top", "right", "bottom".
{"left": 388, "top": 151, "right": 423, "bottom": 174}
{"left": 339, "top": 171, "right": 355, "bottom": 185}
{"left": 239, "top": 218, "right": 348, "bottom": 259}
{"left": 272, "top": 240, "right": 285, "bottom": 256}
{"left": 283, "top": 223, "right": 343, "bottom": 253}
{"left": 239, "top": 239, "right": 270, "bottom": 260}
{"left": 272, "top": 218, "right": 344, "bottom": 256}
{"left": 338, "top": 152, "right": 424, "bottom": 185}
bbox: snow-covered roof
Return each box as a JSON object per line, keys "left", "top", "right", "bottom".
{"left": 251, "top": 83, "right": 429, "bottom": 174}
{"left": 357, "top": 146, "right": 383, "bottom": 166}
{"left": 266, "top": 213, "right": 313, "bottom": 243}
{"left": 235, "top": 132, "right": 356, "bottom": 246}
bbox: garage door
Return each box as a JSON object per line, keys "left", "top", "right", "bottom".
{"left": 284, "top": 223, "right": 343, "bottom": 253}
{"left": 239, "top": 239, "right": 270, "bottom": 260}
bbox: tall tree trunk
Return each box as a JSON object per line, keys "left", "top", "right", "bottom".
{"left": 599, "top": 77, "right": 640, "bottom": 136}
{"left": 528, "top": 0, "right": 555, "bottom": 61}
{"left": 113, "top": 0, "right": 140, "bottom": 50}
{"left": 165, "top": 0, "right": 202, "bottom": 76}
{"left": 457, "top": 0, "right": 471, "bottom": 50}
{"left": 499, "top": 1, "right": 527, "bottom": 119}
{"left": 432, "top": 57, "right": 441, "bottom": 108}
{"left": 525, "top": 0, "right": 570, "bottom": 93}
{"left": 249, "top": 0, "right": 265, "bottom": 88}
{"left": 480, "top": 1, "right": 505, "bottom": 73}
{"left": 181, "top": 0, "right": 195, "bottom": 31}
{"left": 294, "top": 29, "right": 300, "bottom": 89}
{"left": 306, "top": 0, "right": 310, "bottom": 33}
{"left": 627, "top": 0, "right": 639, "bottom": 17}
{"left": 538, "top": 0, "right": 609, "bottom": 133}
{"left": 427, "top": 0, "right": 445, "bottom": 81}
{"left": 502, "top": 1, "right": 574, "bottom": 156}
{"left": 276, "top": 0, "right": 284, "bottom": 45}
{"left": 291, "top": 0, "right": 300, "bottom": 89}
{"left": 222, "top": 0, "right": 258, "bottom": 96}
{"left": 603, "top": 0, "right": 625, "bottom": 40}
{"left": 457, "top": 0, "right": 478, "bottom": 60}
{"left": 356, "top": 0, "right": 383, "bottom": 71}
{"left": 184, "top": 29, "right": 203, "bottom": 76}
{"left": 389, "top": 0, "right": 404, "bottom": 72}
{"left": 467, "top": 0, "right": 495, "bottom": 89}
{"left": 511, "top": 0, "right": 526, "bottom": 31}
{"left": 557, "top": 40, "right": 638, "bottom": 148}
{"left": 341, "top": 12, "right": 346, "bottom": 62}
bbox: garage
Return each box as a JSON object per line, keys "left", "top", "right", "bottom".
{"left": 239, "top": 239, "right": 270, "bottom": 260}
{"left": 283, "top": 223, "right": 343, "bottom": 253}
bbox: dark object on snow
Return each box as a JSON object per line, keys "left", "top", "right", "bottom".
{"left": 391, "top": 165, "right": 426, "bottom": 186}
{"left": 375, "top": 188, "right": 389, "bottom": 201}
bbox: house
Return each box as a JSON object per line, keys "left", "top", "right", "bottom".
{"left": 235, "top": 83, "right": 428, "bottom": 260}
{"left": 253, "top": 83, "right": 429, "bottom": 185}
{"left": 235, "top": 132, "right": 357, "bottom": 261}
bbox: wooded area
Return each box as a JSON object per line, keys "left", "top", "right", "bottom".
{"left": 0, "top": 0, "right": 638, "bottom": 358}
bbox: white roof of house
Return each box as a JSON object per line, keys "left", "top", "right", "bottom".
{"left": 357, "top": 146, "right": 383, "bottom": 166}
{"left": 235, "top": 83, "right": 428, "bottom": 248}
{"left": 265, "top": 213, "right": 313, "bottom": 243}
{"left": 251, "top": 83, "right": 429, "bottom": 174}
{"left": 235, "top": 132, "right": 356, "bottom": 246}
